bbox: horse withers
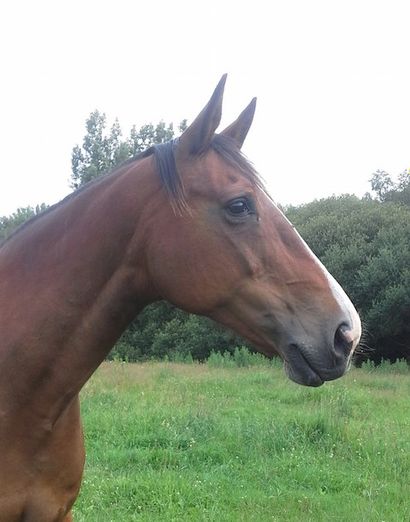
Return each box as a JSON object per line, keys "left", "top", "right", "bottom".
{"left": 0, "top": 75, "right": 361, "bottom": 520}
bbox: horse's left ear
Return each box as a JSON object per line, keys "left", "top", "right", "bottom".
{"left": 178, "top": 74, "right": 227, "bottom": 157}
{"left": 220, "top": 97, "right": 257, "bottom": 149}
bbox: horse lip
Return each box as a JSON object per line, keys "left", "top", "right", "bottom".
{"left": 283, "top": 346, "right": 325, "bottom": 387}
{"left": 283, "top": 343, "right": 351, "bottom": 387}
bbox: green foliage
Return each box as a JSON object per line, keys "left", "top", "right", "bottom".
{"left": 128, "top": 121, "right": 174, "bottom": 157}
{"left": 108, "top": 302, "right": 249, "bottom": 363}
{"left": 207, "top": 347, "right": 277, "bottom": 368}
{"left": 369, "top": 169, "right": 394, "bottom": 200}
{"left": 369, "top": 168, "right": 410, "bottom": 205}
{"left": 71, "top": 110, "right": 177, "bottom": 189}
{"left": 359, "top": 359, "right": 409, "bottom": 374}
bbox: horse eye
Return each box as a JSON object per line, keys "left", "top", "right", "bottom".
{"left": 226, "top": 198, "right": 254, "bottom": 217}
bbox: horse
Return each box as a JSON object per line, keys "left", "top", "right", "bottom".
{"left": 0, "top": 74, "right": 361, "bottom": 521}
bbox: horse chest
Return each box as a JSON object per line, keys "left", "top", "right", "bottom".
{"left": 0, "top": 399, "right": 84, "bottom": 521}
{"left": 0, "top": 447, "right": 81, "bottom": 521}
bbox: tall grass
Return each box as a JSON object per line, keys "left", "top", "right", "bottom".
{"left": 74, "top": 359, "right": 409, "bottom": 521}
{"left": 207, "top": 346, "right": 279, "bottom": 368}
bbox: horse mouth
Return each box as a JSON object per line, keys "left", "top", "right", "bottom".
{"left": 282, "top": 344, "right": 350, "bottom": 387}
{"left": 283, "top": 348, "right": 325, "bottom": 387}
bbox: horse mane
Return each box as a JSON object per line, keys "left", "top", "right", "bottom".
{"left": 151, "top": 133, "right": 264, "bottom": 213}
{"left": 1, "top": 134, "right": 264, "bottom": 245}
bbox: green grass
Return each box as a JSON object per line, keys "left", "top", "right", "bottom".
{"left": 74, "top": 361, "right": 410, "bottom": 521}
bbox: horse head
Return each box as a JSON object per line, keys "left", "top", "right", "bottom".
{"left": 145, "top": 75, "right": 361, "bottom": 386}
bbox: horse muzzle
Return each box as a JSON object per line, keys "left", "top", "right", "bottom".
{"left": 281, "top": 323, "right": 356, "bottom": 387}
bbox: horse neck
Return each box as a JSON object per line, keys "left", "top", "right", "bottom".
{"left": 0, "top": 156, "right": 159, "bottom": 422}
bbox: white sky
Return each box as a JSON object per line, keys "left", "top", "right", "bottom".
{"left": 0, "top": 0, "right": 409, "bottom": 216}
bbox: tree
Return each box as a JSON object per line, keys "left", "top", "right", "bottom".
{"left": 110, "top": 302, "right": 245, "bottom": 362}
{"left": 71, "top": 111, "right": 111, "bottom": 188}
{"left": 128, "top": 121, "right": 174, "bottom": 156}
{"left": 369, "top": 168, "right": 410, "bottom": 206}
{"left": 369, "top": 170, "right": 394, "bottom": 201}
{"left": 71, "top": 111, "right": 178, "bottom": 189}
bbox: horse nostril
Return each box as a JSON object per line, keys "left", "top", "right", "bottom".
{"left": 334, "top": 323, "right": 354, "bottom": 357}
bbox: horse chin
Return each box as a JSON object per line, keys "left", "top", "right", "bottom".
{"left": 284, "top": 359, "right": 324, "bottom": 387}
{"left": 282, "top": 347, "right": 348, "bottom": 387}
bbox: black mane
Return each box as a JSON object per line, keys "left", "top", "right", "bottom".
{"left": 151, "top": 133, "right": 264, "bottom": 213}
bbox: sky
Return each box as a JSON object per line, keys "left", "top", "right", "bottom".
{"left": 1, "top": 0, "right": 409, "bottom": 216}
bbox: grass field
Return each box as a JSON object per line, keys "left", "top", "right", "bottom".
{"left": 73, "top": 360, "right": 410, "bottom": 521}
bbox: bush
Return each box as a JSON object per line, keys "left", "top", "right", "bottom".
{"left": 359, "top": 359, "right": 410, "bottom": 374}
{"left": 207, "top": 347, "right": 277, "bottom": 368}
{"left": 108, "top": 302, "right": 251, "bottom": 362}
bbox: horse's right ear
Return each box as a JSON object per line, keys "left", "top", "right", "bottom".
{"left": 178, "top": 74, "right": 227, "bottom": 157}
{"left": 220, "top": 97, "right": 256, "bottom": 149}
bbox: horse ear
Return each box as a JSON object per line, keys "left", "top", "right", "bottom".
{"left": 220, "top": 97, "right": 257, "bottom": 149}
{"left": 178, "top": 74, "right": 227, "bottom": 156}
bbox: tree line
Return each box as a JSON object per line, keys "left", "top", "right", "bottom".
{"left": 1, "top": 111, "right": 409, "bottom": 365}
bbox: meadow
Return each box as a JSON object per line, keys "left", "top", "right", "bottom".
{"left": 73, "top": 357, "right": 410, "bottom": 521}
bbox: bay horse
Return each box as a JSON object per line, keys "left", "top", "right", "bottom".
{"left": 0, "top": 75, "right": 361, "bottom": 521}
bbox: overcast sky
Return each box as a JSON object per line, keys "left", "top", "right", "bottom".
{"left": 1, "top": 0, "right": 409, "bottom": 216}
